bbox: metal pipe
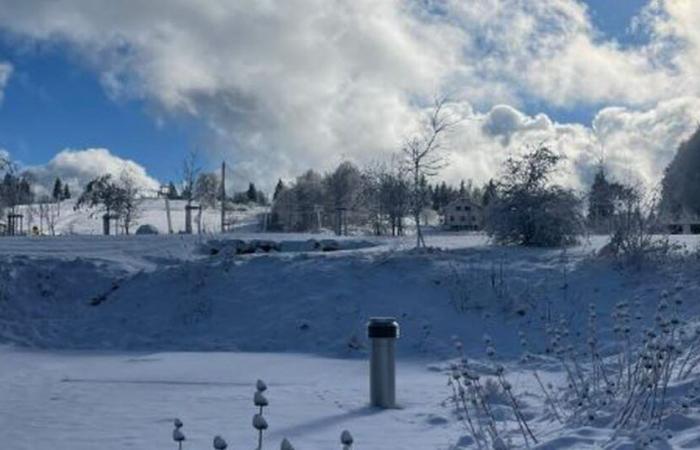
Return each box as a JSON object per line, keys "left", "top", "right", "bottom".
{"left": 368, "top": 317, "right": 399, "bottom": 408}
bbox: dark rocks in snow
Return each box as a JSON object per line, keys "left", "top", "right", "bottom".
{"left": 319, "top": 239, "right": 340, "bottom": 252}
{"left": 135, "top": 224, "right": 159, "bottom": 235}
{"left": 201, "top": 238, "right": 374, "bottom": 257}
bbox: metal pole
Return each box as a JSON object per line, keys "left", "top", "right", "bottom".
{"left": 368, "top": 317, "right": 399, "bottom": 408}
{"left": 221, "top": 161, "right": 226, "bottom": 233}
{"left": 165, "top": 197, "right": 173, "bottom": 234}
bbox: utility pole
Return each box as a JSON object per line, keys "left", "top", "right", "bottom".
{"left": 221, "top": 161, "right": 226, "bottom": 233}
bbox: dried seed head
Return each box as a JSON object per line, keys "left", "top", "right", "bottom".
{"left": 213, "top": 435, "right": 228, "bottom": 450}
{"left": 340, "top": 430, "right": 354, "bottom": 445}
{"left": 254, "top": 391, "right": 269, "bottom": 407}
{"left": 253, "top": 413, "right": 269, "bottom": 431}
{"left": 256, "top": 379, "right": 268, "bottom": 392}
{"left": 173, "top": 429, "right": 185, "bottom": 442}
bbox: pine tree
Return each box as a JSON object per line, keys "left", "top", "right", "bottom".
{"left": 273, "top": 179, "right": 285, "bottom": 201}
{"left": 63, "top": 183, "right": 71, "bottom": 200}
{"left": 247, "top": 182, "right": 258, "bottom": 203}
{"left": 661, "top": 126, "right": 700, "bottom": 216}
{"left": 167, "top": 181, "right": 179, "bottom": 200}
{"left": 52, "top": 178, "right": 63, "bottom": 201}
{"left": 588, "top": 167, "right": 615, "bottom": 224}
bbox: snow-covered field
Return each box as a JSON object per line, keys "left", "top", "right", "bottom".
{"left": 2, "top": 231, "right": 700, "bottom": 449}
{"left": 13, "top": 197, "right": 267, "bottom": 236}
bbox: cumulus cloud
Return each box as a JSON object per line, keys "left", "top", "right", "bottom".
{"left": 0, "top": 61, "right": 12, "bottom": 103}
{"left": 0, "top": 0, "right": 698, "bottom": 190}
{"left": 440, "top": 96, "right": 700, "bottom": 192}
{"left": 26, "top": 148, "right": 160, "bottom": 195}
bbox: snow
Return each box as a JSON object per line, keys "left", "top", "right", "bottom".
{"left": 13, "top": 197, "right": 267, "bottom": 236}
{"left": 2, "top": 231, "right": 700, "bottom": 449}
{"left": 0, "top": 348, "right": 462, "bottom": 450}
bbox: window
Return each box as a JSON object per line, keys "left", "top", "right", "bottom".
{"left": 450, "top": 216, "right": 455, "bottom": 222}
{"left": 455, "top": 206, "right": 461, "bottom": 211}
{"left": 464, "top": 206, "right": 471, "bottom": 212}
{"left": 461, "top": 216, "right": 466, "bottom": 221}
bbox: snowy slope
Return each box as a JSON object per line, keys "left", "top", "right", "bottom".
{"left": 2, "top": 233, "right": 700, "bottom": 449}
{"left": 12, "top": 197, "right": 267, "bottom": 235}
{"left": 1, "top": 233, "right": 698, "bottom": 356}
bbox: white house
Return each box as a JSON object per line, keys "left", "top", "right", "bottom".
{"left": 443, "top": 198, "right": 483, "bottom": 231}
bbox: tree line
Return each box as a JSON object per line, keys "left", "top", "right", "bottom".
{"left": 270, "top": 125, "right": 700, "bottom": 247}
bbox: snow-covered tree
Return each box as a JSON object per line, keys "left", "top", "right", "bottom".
{"left": 401, "top": 96, "right": 457, "bottom": 248}
{"left": 485, "top": 146, "right": 583, "bottom": 247}
{"left": 660, "top": 126, "right": 700, "bottom": 216}
{"left": 52, "top": 178, "right": 63, "bottom": 202}
{"left": 194, "top": 172, "right": 220, "bottom": 208}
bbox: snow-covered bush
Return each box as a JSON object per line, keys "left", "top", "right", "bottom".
{"left": 599, "top": 187, "right": 679, "bottom": 269}
{"left": 484, "top": 146, "right": 583, "bottom": 247}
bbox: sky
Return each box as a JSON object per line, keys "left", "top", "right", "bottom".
{"left": 0, "top": 0, "right": 698, "bottom": 194}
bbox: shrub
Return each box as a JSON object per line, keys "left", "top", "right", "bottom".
{"left": 484, "top": 146, "right": 583, "bottom": 247}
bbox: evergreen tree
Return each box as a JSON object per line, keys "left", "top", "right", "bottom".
{"left": 273, "top": 179, "right": 285, "bottom": 201}
{"left": 166, "top": 181, "right": 179, "bottom": 200}
{"left": 588, "top": 167, "right": 615, "bottom": 224}
{"left": 247, "top": 182, "right": 258, "bottom": 203}
{"left": 63, "top": 183, "right": 71, "bottom": 200}
{"left": 52, "top": 178, "right": 63, "bottom": 201}
{"left": 661, "top": 126, "right": 700, "bottom": 216}
{"left": 482, "top": 179, "right": 497, "bottom": 208}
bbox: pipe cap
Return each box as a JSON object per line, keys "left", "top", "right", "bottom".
{"left": 367, "top": 317, "right": 400, "bottom": 339}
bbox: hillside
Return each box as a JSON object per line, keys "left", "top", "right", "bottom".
{"left": 9, "top": 198, "right": 267, "bottom": 236}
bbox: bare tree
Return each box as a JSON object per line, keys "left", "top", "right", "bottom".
{"left": 401, "top": 96, "right": 457, "bottom": 248}
{"left": 37, "top": 196, "right": 60, "bottom": 236}
{"left": 182, "top": 149, "right": 201, "bottom": 207}
{"left": 324, "top": 161, "right": 363, "bottom": 235}
{"left": 194, "top": 172, "right": 220, "bottom": 208}
{"left": 181, "top": 149, "right": 202, "bottom": 234}
{"left": 117, "top": 169, "right": 142, "bottom": 235}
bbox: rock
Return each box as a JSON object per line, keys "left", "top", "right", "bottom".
{"left": 135, "top": 224, "right": 159, "bottom": 235}
{"left": 319, "top": 239, "right": 340, "bottom": 251}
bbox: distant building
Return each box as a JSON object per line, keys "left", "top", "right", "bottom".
{"left": 443, "top": 198, "right": 483, "bottom": 231}
{"left": 664, "top": 209, "right": 700, "bottom": 235}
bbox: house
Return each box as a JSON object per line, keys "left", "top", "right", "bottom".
{"left": 664, "top": 210, "right": 700, "bottom": 235}
{"left": 443, "top": 198, "right": 483, "bottom": 231}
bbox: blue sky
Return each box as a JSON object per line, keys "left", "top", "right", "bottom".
{"left": 0, "top": 38, "right": 197, "bottom": 181}
{"left": 0, "top": 0, "right": 696, "bottom": 192}
{"left": 0, "top": 0, "right": 649, "bottom": 180}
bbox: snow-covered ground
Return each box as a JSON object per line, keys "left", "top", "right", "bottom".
{"left": 0, "top": 348, "right": 466, "bottom": 450}
{"left": 12, "top": 197, "right": 267, "bottom": 236}
{"left": 2, "top": 232, "right": 700, "bottom": 449}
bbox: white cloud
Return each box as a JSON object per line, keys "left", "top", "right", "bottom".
{"left": 440, "top": 96, "right": 700, "bottom": 192}
{"left": 26, "top": 148, "right": 160, "bottom": 195}
{"left": 0, "top": 61, "right": 12, "bottom": 103}
{"left": 0, "top": 1, "right": 698, "bottom": 191}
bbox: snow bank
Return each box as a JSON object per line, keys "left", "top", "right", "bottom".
{"left": 2, "top": 233, "right": 699, "bottom": 358}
